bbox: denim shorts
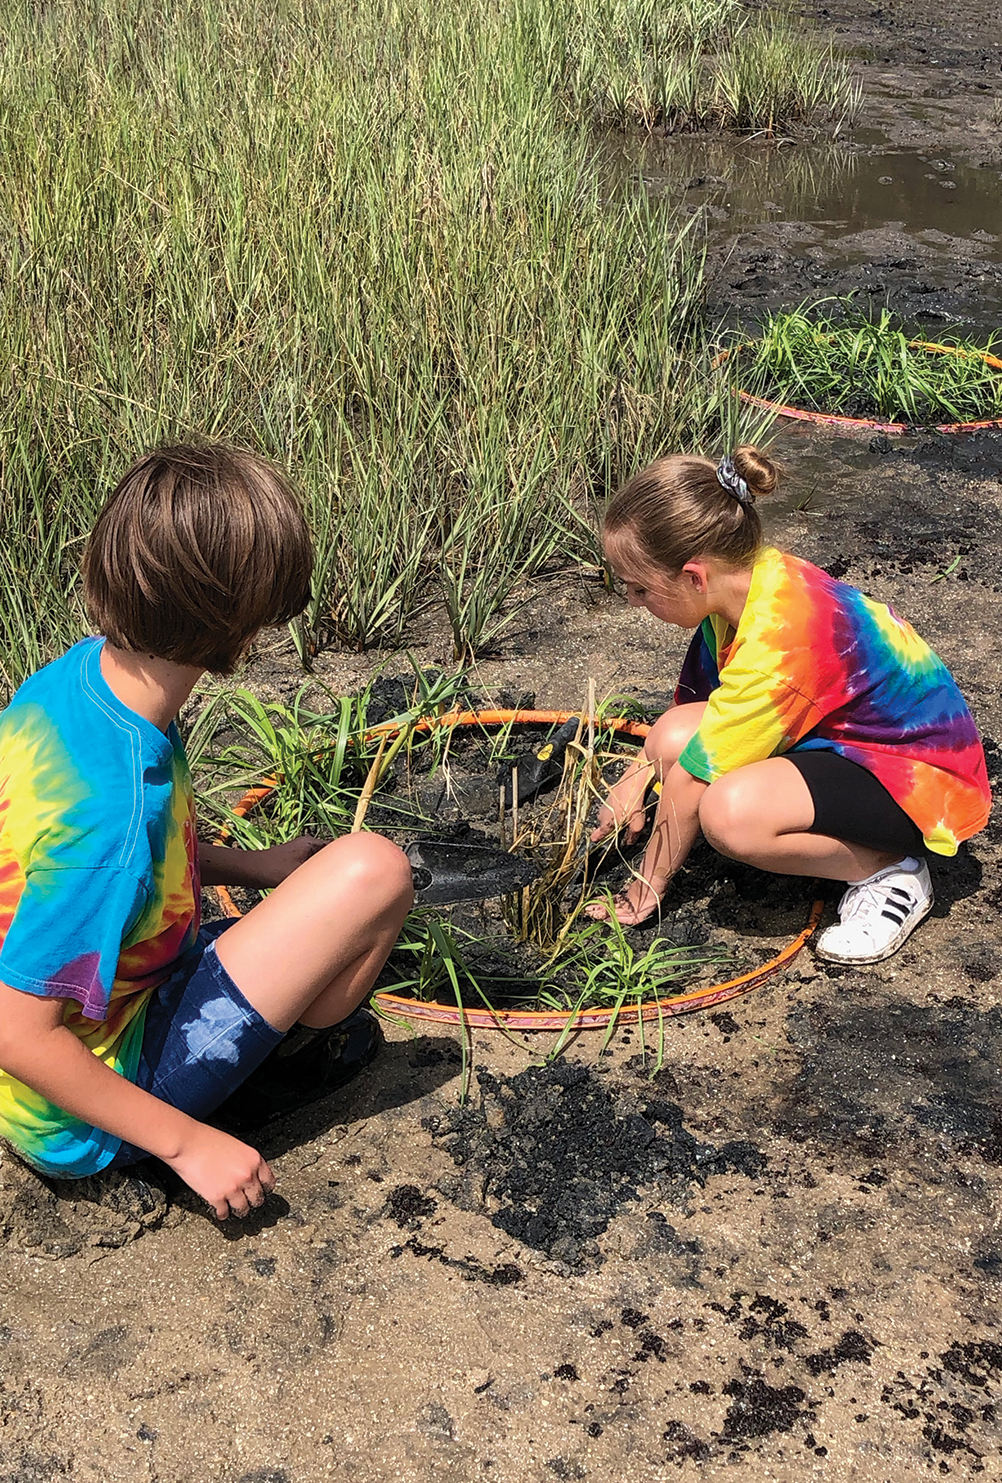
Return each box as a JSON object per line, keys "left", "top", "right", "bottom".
{"left": 108, "top": 919, "right": 284, "bottom": 1168}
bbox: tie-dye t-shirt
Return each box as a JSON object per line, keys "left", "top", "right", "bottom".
{"left": 0, "top": 637, "right": 200, "bottom": 1176}
{"left": 674, "top": 547, "right": 990, "bottom": 855}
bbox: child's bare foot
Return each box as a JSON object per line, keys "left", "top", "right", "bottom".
{"left": 585, "top": 878, "right": 664, "bottom": 926}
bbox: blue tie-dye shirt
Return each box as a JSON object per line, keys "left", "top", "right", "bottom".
{"left": 0, "top": 637, "right": 200, "bottom": 1175}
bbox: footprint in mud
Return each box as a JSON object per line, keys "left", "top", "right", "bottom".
{"left": 770, "top": 992, "right": 1002, "bottom": 1170}
{"left": 0, "top": 1153, "right": 169, "bottom": 1258}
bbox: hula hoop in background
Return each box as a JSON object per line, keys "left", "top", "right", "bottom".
{"left": 213, "top": 709, "right": 824, "bottom": 1029}
{"left": 713, "top": 341, "right": 1002, "bottom": 436}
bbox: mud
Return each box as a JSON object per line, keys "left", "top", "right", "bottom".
{"left": 3, "top": 4, "right": 1002, "bottom": 1480}
{"left": 425, "top": 1062, "right": 764, "bottom": 1267}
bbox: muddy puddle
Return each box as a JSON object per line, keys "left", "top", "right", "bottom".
{"left": 604, "top": 107, "right": 1002, "bottom": 334}
{"left": 635, "top": 135, "right": 1002, "bottom": 262}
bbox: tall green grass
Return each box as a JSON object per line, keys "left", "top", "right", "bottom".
{"left": 541, "top": 0, "right": 858, "bottom": 133}
{"left": 0, "top": 0, "right": 842, "bottom": 697}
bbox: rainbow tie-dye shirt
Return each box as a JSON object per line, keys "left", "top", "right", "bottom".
{"left": 675, "top": 547, "right": 990, "bottom": 854}
{"left": 0, "top": 637, "right": 200, "bottom": 1176}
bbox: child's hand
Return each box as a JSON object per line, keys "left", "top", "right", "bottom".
{"left": 591, "top": 759, "right": 652, "bottom": 845}
{"left": 256, "top": 835, "right": 326, "bottom": 886}
{"left": 166, "top": 1124, "right": 276, "bottom": 1220}
{"left": 201, "top": 835, "right": 327, "bottom": 890}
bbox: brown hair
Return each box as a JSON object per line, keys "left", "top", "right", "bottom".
{"left": 83, "top": 444, "right": 313, "bottom": 674}
{"left": 604, "top": 444, "right": 780, "bottom": 576}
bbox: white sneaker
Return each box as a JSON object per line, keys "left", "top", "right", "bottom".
{"left": 815, "top": 858, "right": 933, "bottom": 965}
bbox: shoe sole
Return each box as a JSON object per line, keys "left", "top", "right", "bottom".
{"left": 814, "top": 895, "right": 934, "bottom": 966}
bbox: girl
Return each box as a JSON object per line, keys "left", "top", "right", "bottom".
{"left": 587, "top": 446, "right": 990, "bottom": 964}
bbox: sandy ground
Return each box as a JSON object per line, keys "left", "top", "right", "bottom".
{"left": 3, "top": 427, "right": 1001, "bottom": 1483}
{"left": 2, "top": 5, "right": 1002, "bottom": 1480}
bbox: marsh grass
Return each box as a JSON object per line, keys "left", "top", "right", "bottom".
{"left": 198, "top": 678, "right": 735, "bottom": 1029}
{"left": 196, "top": 665, "right": 469, "bottom": 847}
{"left": 0, "top": 0, "right": 839, "bottom": 696}
{"left": 741, "top": 305, "right": 1002, "bottom": 424}
{"left": 539, "top": 0, "right": 856, "bottom": 134}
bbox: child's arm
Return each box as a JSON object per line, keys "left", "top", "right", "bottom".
{"left": 590, "top": 752, "right": 657, "bottom": 845}
{"left": 588, "top": 762, "right": 707, "bottom": 925}
{"left": 0, "top": 982, "right": 273, "bottom": 1219}
{"left": 199, "top": 837, "right": 323, "bottom": 889}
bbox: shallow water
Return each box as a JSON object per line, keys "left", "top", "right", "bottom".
{"left": 603, "top": 122, "right": 1002, "bottom": 334}
{"left": 638, "top": 136, "right": 1002, "bottom": 262}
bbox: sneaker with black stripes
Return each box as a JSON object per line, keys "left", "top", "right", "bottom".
{"left": 815, "top": 857, "right": 933, "bottom": 965}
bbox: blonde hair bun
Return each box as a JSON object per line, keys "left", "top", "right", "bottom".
{"left": 604, "top": 445, "right": 783, "bottom": 575}
{"left": 730, "top": 444, "right": 781, "bottom": 500}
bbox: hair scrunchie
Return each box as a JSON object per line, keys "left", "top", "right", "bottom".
{"left": 716, "top": 456, "right": 754, "bottom": 508}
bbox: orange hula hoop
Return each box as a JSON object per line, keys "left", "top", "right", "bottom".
{"left": 213, "top": 709, "right": 823, "bottom": 1029}
{"left": 713, "top": 341, "right": 1002, "bottom": 436}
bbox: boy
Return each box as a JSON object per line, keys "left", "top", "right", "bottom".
{"left": 0, "top": 445, "right": 414, "bottom": 1219}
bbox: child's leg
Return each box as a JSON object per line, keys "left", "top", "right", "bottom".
{"left": 213, "top": 832, "right": 414, "bottom": 1033}
{"left": 698, "top": 757, "right": 908, "bottom": 881}
{"left": 106, "top": 835, "right": 412, "bottom": 1171}
{"left": 699, "top": 755, "right": 932, "bottom": 963}
{"left": 594, "top": 703, "right": 705, "bottom": 841}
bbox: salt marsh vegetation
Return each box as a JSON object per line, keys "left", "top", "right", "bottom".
{"left": 0, "top": 0, "right": 852, "bottom": 695}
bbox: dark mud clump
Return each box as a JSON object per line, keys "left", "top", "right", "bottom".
{"left": 938, "top": 1340, "right": 1002, "bottom": 1391}
{"left": 397, "top": 1235, "right": 524, "bottom": 1287}
{"left": 708, "top": 1292, "right": 810, "bottom": 1354}
{"left": 804, "top": 1328, "right": 876, "bottom": 1377}
{"left": 384, "top": 1184, "right": 437, "bottom": 1229}
{"left": 425, "top": 1062, "right": 765, "bottom": 1267}
{"left": 663, "top": 1419, "right": 711, "bottom": 1464}
{"left": 0, "top": 1153, "right": 168, "bottom": 1257}
{"left": 719, "top": 1376, "right": 814, "bottom": 1445}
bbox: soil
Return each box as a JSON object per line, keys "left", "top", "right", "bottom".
{"left": 3, "top": 6, "right": 1002, "bottom": 1481}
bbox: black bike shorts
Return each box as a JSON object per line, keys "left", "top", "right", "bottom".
{"left": 786, "top": 749, "right": 924, "bottom": 857}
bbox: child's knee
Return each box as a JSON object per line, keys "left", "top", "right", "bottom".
{"left": 646, "top": 704, "right": 703, "bottom": 768}
{"left": 322, "top": 833, "right": 415, "bottom": 910}
{"left": 698, "top": 776, "right": 755, "bottom": 858}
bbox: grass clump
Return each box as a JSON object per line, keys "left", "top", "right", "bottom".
{"left": 738, "top": 305, "right": 1002, "bottom": 426}
{"left": 194, "top": 677, "right": 737, "bottom": 1028}
{"left": 545, "top": 0, "right": 858, "bottom": 134}
{"left": 0, "top": 0, "right": 840, "bottom": 700}
{"left": 194, "top": 667, "right": 470, "bottom": 848}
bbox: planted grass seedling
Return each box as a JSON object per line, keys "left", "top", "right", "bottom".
{"left": 200, "top": 680, "right": 739, "bottom": 1059}
{"left": 196, "top": 664, "right": 473, "bottom": 851}
{"left": 495, "top": 706, "right": 736, "bottom": 1038}
{"left": 740, "top": 303, "right": 1002, "bottom": 425}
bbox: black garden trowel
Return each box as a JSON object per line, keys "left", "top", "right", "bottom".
{"left": 404, "top": 837, "right": 543, "bottom": 906}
